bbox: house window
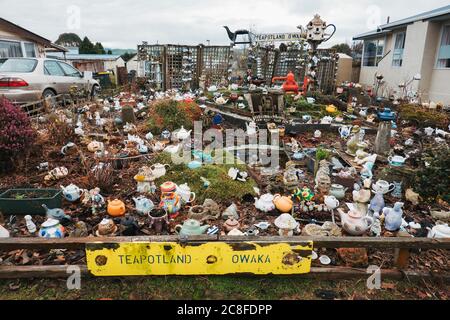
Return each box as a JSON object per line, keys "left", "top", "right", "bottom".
{"left": 392, "top": 32, "right": 406, "bottom": 67}
{"left": 0, "top": 40, "right": 23, "bottom": 58}
{"left": 363, "top": 39, "right": 385, "bottom": 67}
{"left": 437, "top": 25, "right": 450, "bottom": 68}
{"left": 24, "top": 42, "right": 36, "bottom": 57}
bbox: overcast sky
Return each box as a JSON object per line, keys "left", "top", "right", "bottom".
{"left": 1, "top": 0, "right": 449, "bottom": 49}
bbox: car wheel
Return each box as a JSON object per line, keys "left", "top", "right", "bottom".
{"left": 91, "top": 85, "right": 100, "bottom": 98}
{"left": 42, "top": 89, "right": 56, "bottom": 101}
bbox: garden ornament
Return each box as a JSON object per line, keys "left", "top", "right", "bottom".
{"left": 228, "top": 168, "right": 248, "bottom": 182}
{"left": 159, "top": 181, "right": 182, "bottom": 218}
{"left": 44, "top": 167, "right": 69, "bottom": 181}
{"left": 405, "top": 189, "right": 420, "bottom": 206}
{"left": 274, "top": 214, "right": 299, "bottom": 237}
{"left": 337, "top": 209, "right": 374, "bottom": 236}
{"left": 107, "top": 199, "right": 126, "bottom": 217}
{"left": 383, "top": 202, "right": 404, "bottom": 232}
{"left": 38, "top": 219, "right": 65, "bottom": 239}
{"left": 61, "top": 184, "right": 82, "bottom": 202}
{"left": 133, "top": 196, "right": 155, "bottom": 215}
{"left": 42, "top": 205, "right": 71, "bottom": 222}
{"left": 148, "top": 208, "right": 169, "bottom": 234}
{"left": 222, "top": 203, "right": 239, "bottom": 220}
{"left": 254, "top": 194, "right": 276, "bottom": 213}
{"left": 25, "top": 215, "right": 36, "bottom": 233}
{"left": 427, "top": 224, "right": 450, "bottom": 239}
{"left": 95, "top": 219, "right": 118, "bottom": 237}
{"left": 175, "top": 219, "right": 210, "bottom": 236}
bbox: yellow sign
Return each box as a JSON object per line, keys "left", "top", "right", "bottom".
{"left": 86, "top": 242, "right": 313, "bottom": 276}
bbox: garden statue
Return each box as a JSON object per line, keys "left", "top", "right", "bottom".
{"left": 159, "top": 181, "right": 182, "bottom": 219}
{"left": 134, "top": 166, "right": 155, "bottom": 194}
{"left": 346, "top": 126, "right": 361, "bottom": 156}
{"left": 383, "top": 202, "right": 404, "bottom": 232}
{"left": 274, "top": 214, "right": 299, "bottom": 236}
{"left": 352, "top": 179, "right": 372, "bottom": 215}
{"left": 25, "top": 215, "right": 36, "bottom": 234}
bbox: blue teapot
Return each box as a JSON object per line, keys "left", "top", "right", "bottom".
{"left": 378, "top": 108, "right": 396, "bottom": 122}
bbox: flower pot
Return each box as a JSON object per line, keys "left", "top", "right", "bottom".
{"left": 148, "top": 209, "right": 169, "bottom": 234}
{"left": 0, "top": 189, "right": 62, "bottom": 215}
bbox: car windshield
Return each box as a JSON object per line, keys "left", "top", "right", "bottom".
{"left": 0, "top": 58, "right": 38, "bottom": 73}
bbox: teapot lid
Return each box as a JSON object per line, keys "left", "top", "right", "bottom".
{"left": 42, "top": 218, "right": 61, "bottom": 228}
{"left": 161, "top": 181, "right": 177, "bottom": 193}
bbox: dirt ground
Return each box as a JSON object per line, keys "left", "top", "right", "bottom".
{"left": 0, "top": 277, "right": 448, "bottom": 300}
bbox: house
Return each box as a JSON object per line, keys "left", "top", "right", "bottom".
{"left": 353, "top": 5, "right": 450, "bottom": 104}
{"left": 126, "top": 53, "right": 139, "bottom": 74}
{"left": 0, "top": 17, "right": 66, "bottom": 58}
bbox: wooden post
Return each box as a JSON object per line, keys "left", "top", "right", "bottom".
{"left": 394, "top": 233, "right": 412, "bottom": 270}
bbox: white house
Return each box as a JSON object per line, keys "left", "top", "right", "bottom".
{"left": 354, "top": 5, "right": 450, "bottom": 104}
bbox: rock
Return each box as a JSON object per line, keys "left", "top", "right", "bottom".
{"left": 337, "top": 248, "right": 369, "bottom": 267}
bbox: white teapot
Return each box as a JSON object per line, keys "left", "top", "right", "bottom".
{"left": 61, "top": 184, "right": 82, "bottom": 202}
{"left": 254, "top": 194, "right": 275, "bottom": 213}
{"left": 175, "top": 126, "right": 192, "bottom": 141}
{"left": 176, "top": 183, "right": 196, "bottom": 204}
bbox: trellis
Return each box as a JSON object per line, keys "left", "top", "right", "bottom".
{"left": 199, "top": 46, "right": 231, "bottom": 88}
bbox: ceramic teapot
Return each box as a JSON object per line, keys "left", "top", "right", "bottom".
{"left": 388, "top": 155, "right": 408, "bottom": 167}
{"left": 61, "top": 184, "right": 82, "bottom": 202}
{"left": 338, "top": 126, "right": 351, "bottom": 139}
{"left": 427, "top": 224, "right": 450, "bottom": 239}
{"left": 38, "top": 219, "right": 65, "bottom": 239}
{"left": 326, "top": 105, "right": 337, "bottom": 113}
{"left": 383, "top": 202, "right": 404, "bottom": 232}
{"left": 424, "top": 127, "right": 434, "bottom": 136}
{"left": 160, "top": 181, "right": 182, "bottom": 217}
{"left": 150, "top": 163, "right": 170, "bottom": 179}
{"left": 337, "top": 209, "right": 374, "bottom": 236}
{"left": 273, "top": 194, "right": 294, "bottom": 213}
{"left": 224, "top": 218, "right": 240, "bottom": 232}
{"left": 372, "top": 180, "right": 395, "bottom": 194}
{"left": 246, "top": 122, "right": 258, "bottom": 136}
{"left": 324, "top": 196, "right": 340, "bottom": 210}
{"left": 152, "top": 141, "right": 166, "bottom": 152}
{"left": 133, "top": 196, "right": 154, "bottom": 215}
{"left": 329, "top": 184, "right": 348, "bottom": 200}
{"left": 175, "top": 219, "right": 210, "bottom": 236}
{"left": 254, "top": 193, "right": 276, "bottom": 213}
{"left": 176, "top": 183, "right": 196, "bottom": 204}
{"left": 107, "top": 199, "right": 126, "bottom": 217}
{"left": 176, "top": 126, "right": 192, "bottom": 141}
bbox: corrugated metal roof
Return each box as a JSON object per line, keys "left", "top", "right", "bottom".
{"left": 354, "top": 5, "right": 450, "bottom": 40}
{"left": 64, "top": 54, "right": 122, "bottom": 61}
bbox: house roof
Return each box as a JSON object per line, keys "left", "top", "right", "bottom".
{"left": 0, "top": 17, "right": 68, "bottom": 52}
{"left": 354, "top": 5, "right": 450, "bottom": 40}
{"left": 64, "top": 54, "right": 122, "bottom": 61}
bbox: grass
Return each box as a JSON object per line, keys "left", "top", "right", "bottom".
{"left": 0, "top": 277, "right": 446, "bottom": 300}
{"left": 151, "top": 152, "right": 257, "bottom": 204}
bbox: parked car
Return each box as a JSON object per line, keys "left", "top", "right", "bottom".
{"left": 0, "top": 58, "right": 100, "bottom": 104}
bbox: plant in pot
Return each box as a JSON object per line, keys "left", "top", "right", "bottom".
{"left": 0, "top": 97, "right": 36, "bottom": 173}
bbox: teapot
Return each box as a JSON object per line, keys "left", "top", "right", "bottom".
{"left": 337, "top": 209, "right": 374, "bottom": 236}
{"left": 383, "top": 202, "right": 404, "bottom": 232}
{"left": 324, "top": 196, "right": 339, "bottom": 210}
{"left": 160, "top": 181, "right": 182, "bottom": 217}
{"left": 372, "top": 180, "right": 395, "bottom": 194}
{"left": 176, "top": 183, "right": 196, "bottom": 204}
{"left": 326, "top": 105, "right": 337, "bottom": 113}
{"left": 427, "top": 224, "right": 450, "bottom": 239}
{"left": 378, "top": 108, "right": 396, "bottom": 121}
{"left": 150, "top": 163, "right": 170, "bottom": 179}
{"left": 224, "top": 218, "right": 240, "bottom": 232}
{"left": 38, "top": 219, "right": 65, "bottom": 239}
{"left": 152, "top": 141, "right": 166, "bottom": 152}
{"left": 107, "top": 199, "right": 126, "bottom": 217}
{"left": 338, "top": 126, "right": 351, "bottom": 139}
{"left": 133, "top": 196, "right": 155, "bottom": 215}
{"left": 160, "top": 129, "right": 171, "bottom": 141}
{"left": 388, "top": 155, "right": 408, "bottom": 167}
{"left": 329, "top": 184, "right": 348, "bottom": 200}
{"left": 175, "top": 219, "right": 210, "bottom": 236}
{"left": 61, "top": 184, "right": 82, "bottom": 202}
{"left": 424, "top": 127, "right": 434, "bottom": 136}
{"left": 175, "top": 126, "right": 192, "bottom": 141}
{"left": 246, "top": 122, "right": 258, "bottom": 136}
{"left": 254, "top": 194, "right": 275, "bottom": 213}
{"left": 273, "top": 194, "right": 293, "bottom": 213}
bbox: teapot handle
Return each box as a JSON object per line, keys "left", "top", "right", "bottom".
{"left": 388, "top": 184, "right": 396, "bottom": 193}
{"left": 164, "top": 164, "right": 170, "bottom": 168}
{"left": 174, "top": 225, "right": 182, "bottom": 234}
{"left": 189, "top": 192, "right": 196, "bottom": 203}
{"left": 388, "top": 156, "right": 393, "bottom": 163}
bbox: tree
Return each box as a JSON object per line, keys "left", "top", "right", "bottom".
{"left": 121, "top": 52, "right": 135, "bottom": 62}
{"left": 79, "top": 37, "right": 95, "bottom": 54}
{"left": 94, "top": 42, "right": 106, "bottom": 54}
{"left": 331, "top": 43, "right": 352, "bottom": 56}
{"left": 55, "top": 33, "right": 82, "bottom": 47}
{"left": 107, "top": 50, "right": 113, "bottom": 55}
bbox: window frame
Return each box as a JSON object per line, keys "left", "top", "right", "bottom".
{"left": 392, "top": 31, "right": 406, "bottom": 67}
{"left": 23, "top": 42, "right": 37, "bottom": 58}
{"left": 0, "top": 39, "right": 24, "bottom": 58}
{"left": 435, "top": 23, "right": 450, "bottom": 69}
{"left": 362, "top": 37, "right": 386, "bottom": 67}
{"left": 57, "top": 61, "right": 82, "bottom": 77}
{"left": 44, "top": 60, "right": 66, "bottom": 76}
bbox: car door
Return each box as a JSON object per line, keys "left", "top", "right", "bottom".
{"left": 57, "top": 61, "right": 88, "bottom": 93}
{"left": 43, "top": 60, "right": 67, "bottom": 94}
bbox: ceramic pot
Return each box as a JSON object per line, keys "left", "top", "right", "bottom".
{"left": 148, "top": 208, "right": 169, "bottom": 233}
{"left": 107, "top": 199, "right": 126, "bottom": 217}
